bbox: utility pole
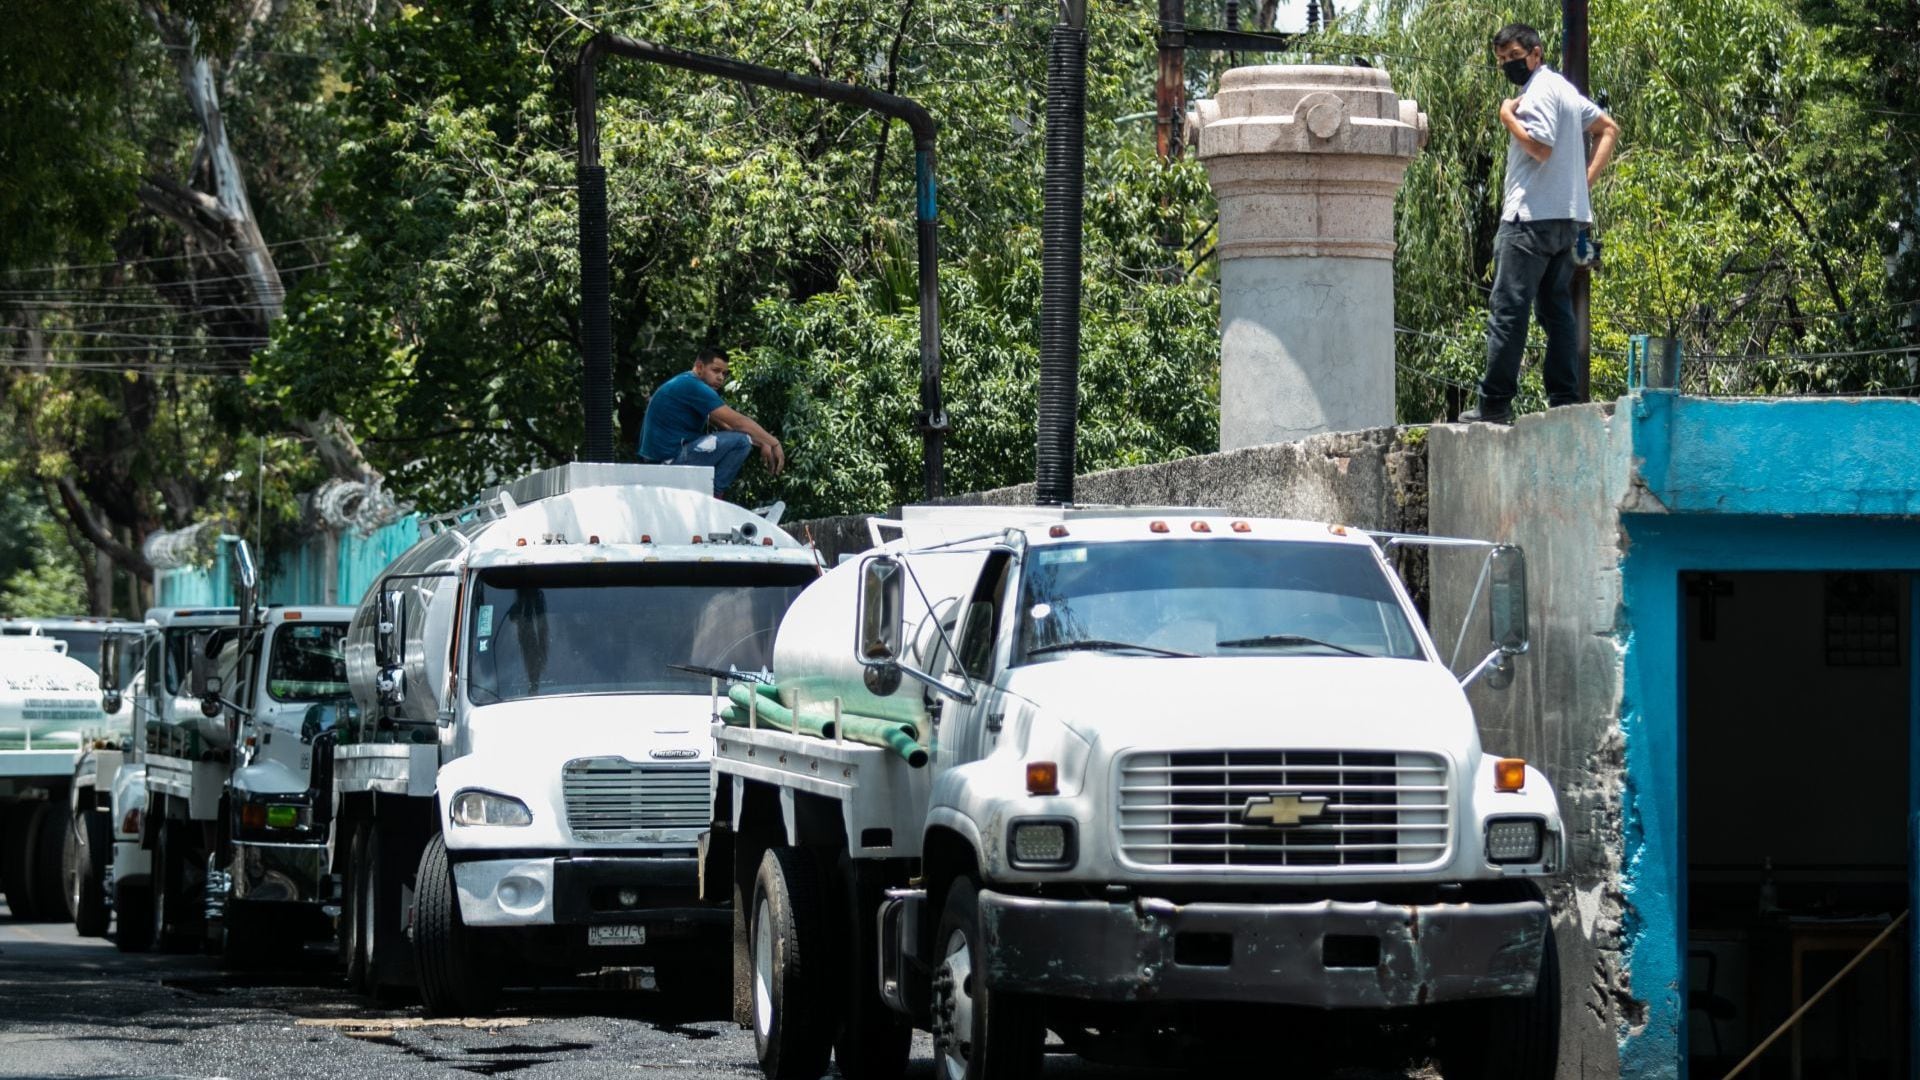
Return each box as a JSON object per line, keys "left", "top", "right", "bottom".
{"left": 1564, "top": 0, "right": 1592, "bottom": 400}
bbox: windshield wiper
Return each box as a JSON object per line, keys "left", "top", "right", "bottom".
{"left": 1216, "top": 634, "right": 1371, "bottom": 657}
{"left": 1028, "top": 639, "right": 1197, "bottom": 659}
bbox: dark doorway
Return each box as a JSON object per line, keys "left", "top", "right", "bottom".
{"left": 1685, "top": 571, "right": 1912, "bottom": 1078}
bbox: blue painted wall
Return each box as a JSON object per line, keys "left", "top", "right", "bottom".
{"left": 150, "top": 515, "right": 421, "bottom": 611}
{"left": 1616, "top": 392, "right": 1920, "bottom": 1077}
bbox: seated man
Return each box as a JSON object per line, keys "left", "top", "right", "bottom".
{"left": 637, "top": 347, "right": 785, "bottom": 497}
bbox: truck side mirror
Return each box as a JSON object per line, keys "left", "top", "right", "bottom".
{"left": 858, "top": 557, "right": 905, "bottom": 663}
{"left": 187, "top": 630, "right": 214, "bottom": 698}
{"left": 1488, "top": 545, "right": 1529, "bottom": 656}
{"left": 199, "top": 675, "right": 225, "bottom": 718}
{"left": 857, "top": 557, "right": 906, "bottom": 696}
{"left": 375, "top": 588, "right": 406, "bottom": 706}
{"left": 99, "top": 636, "right": 122, "bottom": 714}
{"left": 230, "top": 539, "right": 260, "bottom": 628}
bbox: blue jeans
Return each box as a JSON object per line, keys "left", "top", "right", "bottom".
{"left": 670, "top": 431, "right": 753, "bottom": 496}
{"left": 1481, "top": 218, "right": 1581, "bottom": 409}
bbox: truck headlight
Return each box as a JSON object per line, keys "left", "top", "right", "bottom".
{"left": 1008, "top": 818, "right": 1076, "bottom": 870}
{"left": 451, "top": 790, "right": 533, "bottom": 827}
{"left": 1485, "top": 817, "right": 1544, "bottom": 864}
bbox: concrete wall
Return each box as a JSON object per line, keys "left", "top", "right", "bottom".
{"left": 1427, "top": 404, "right": 1640, "bottom": 1079}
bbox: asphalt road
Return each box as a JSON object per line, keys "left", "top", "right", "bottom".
{"left": 0, "top": 905, "right": 1438, "bottom": 1080}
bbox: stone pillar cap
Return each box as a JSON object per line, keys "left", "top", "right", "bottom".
{"left": 1191, "top": 64, "right": 1428, "bottom": 159}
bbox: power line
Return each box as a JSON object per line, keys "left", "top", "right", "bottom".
{"left": 2, "top": 238, "right": 334, "bottom": 278}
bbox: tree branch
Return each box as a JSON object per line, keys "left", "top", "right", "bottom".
{"left": 53, "top": 477, "right": 154, "bottom": 581}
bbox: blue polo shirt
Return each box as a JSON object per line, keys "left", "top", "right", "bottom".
{"left": 639, "top": 371, "right": 725, "bottom": 461}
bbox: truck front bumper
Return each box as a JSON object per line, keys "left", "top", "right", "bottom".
{"left": 978, "top": 892, "right": 1548, "bottom": 1009}
{"left": 452, "top": 855, "right": 724, "bottom": 930}
{"left": 230, "top": 841, "right": 329, "bottom": 904}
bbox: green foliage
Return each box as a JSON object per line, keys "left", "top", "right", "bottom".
{"left": 0, "top": 518, "right": 88, "bottom": 618}
{"left": 262, "top": 0, "right": 1220, "bottom": 517}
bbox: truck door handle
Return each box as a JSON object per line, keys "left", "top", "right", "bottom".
{"left": 986, "top": 712, "right": 1004, "bottom": 733}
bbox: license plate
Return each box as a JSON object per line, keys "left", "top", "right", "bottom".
{"left": 589, "top": 924, "right": 646, "bottom": 947}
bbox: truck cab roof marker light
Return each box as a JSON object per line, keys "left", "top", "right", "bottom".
{"left": 1231, "top": 521, "right": 1252, "bottom": 533}
{"left": 1048, "top": 525, "right": 1070, "bottom": 538}
{"left": 1190, "top": 521, "right": 1211, "bottom": 533}
{"left": 1328, "top": 524, "right": 1350, "bottom": 536}
{"left": 588, "top": 535, "right": 600, "bottom": 544}
{"left": 1150, "top": 520, "right": 1170, "bottom": 533}
{"left": 1494, "top": 757, "right": 1527, "bottom": 792}
{"left": 515, "top": 537, "right": 527, "bottom": 547}
{"left": 640, "top": 534, "right": 652, "bottom": 544}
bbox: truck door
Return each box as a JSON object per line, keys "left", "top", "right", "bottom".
{"left": 927, "top": 551, "right": 1016, "bottom": 769}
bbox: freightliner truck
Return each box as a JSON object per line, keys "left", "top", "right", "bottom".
{"left": 335, "top": 463, "right": 817, "bottom": 1015}
{"left": 706, "top": 505, "right": 1565, "bottom": 1080}
{"left": 0, "top": 632, "right": 115, "bottom": 920}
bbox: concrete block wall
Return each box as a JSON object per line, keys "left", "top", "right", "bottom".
{"left": 1428, "top": 404, "right": 1638, "bottom": 1079}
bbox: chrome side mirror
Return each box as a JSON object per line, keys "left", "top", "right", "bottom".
{"left": 199, "top": 675, "right": 225, "bottom": 718}
{"left": 1488, "top": 545, "right": 1529, "bottom": 656}
{"left": 375, "top": 589, "right": 403, "bottom": 669}
{"left": 377, "top": 664, "right": 406, "bottom": 707}
{"left": 858, "top": 557, "right": 905, "bottom": 663}
{"left": 99, "top": 635, "right": 123, "bottom": 713}
{"left": 103, "top": 689, "right": 123, "bottom": 716}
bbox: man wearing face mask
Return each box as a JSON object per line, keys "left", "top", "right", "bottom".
{"left": 1461, "top": 23, "right": 1621, "bottom": 424}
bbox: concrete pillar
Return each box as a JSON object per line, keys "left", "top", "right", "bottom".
{"left": 1192, "top": 66, "right": 1426, "bottom": 450}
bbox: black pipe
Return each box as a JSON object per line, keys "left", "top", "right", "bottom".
{"left": 575, "top": 34, "right": 948, "bottom": 496}
{"left": 1035, "top": 1, "right": 1087, "bottom": 506}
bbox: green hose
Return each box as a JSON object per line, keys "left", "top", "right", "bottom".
{"left": 719, "top": 682, "right": 927, "bottom": 768}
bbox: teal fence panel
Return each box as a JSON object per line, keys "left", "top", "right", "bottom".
{"left": 264, "top": 538, "right": 330, "bottom": 606}
{"left": 338, "top": 515, "right": 423, "bottom": 605}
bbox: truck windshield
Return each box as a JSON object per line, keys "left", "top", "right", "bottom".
{"left": 1016, "top": 540, "right": 1424, "bottom": 663}
{"left": 465, "top": 562, "right": 815, "bottom": 703}
{"left": 266, "top": 623, "right": 350, "bottom": 702}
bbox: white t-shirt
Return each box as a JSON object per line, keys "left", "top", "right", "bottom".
{"left": 1501, "top": 65, "right": 1602, "bottom": 224}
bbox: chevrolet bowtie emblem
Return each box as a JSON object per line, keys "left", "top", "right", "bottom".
{"left": 1242, "top": 793, "right": 1330, "bottom": 827}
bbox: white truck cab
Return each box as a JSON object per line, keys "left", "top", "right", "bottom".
{"left": 334, "top": 464, "right": 820, "bottom": 1014}
{"left": 711, "top": 506, "right": 1564, "bottom": 1080}
{"left": 0, "top": 634, "right": 113, "bottom": 922}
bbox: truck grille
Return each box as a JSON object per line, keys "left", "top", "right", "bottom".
{"left": 1116, "top": 750, "right": 1450, "bottom": 870}
{"left": 562, "top": 758, "right": 709, "bottom": 841}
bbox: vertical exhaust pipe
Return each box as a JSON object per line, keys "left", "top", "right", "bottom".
{"left": 1035, "top": 0, "right": 1089, "bottom": 507}
{"left": 576, "top": 38, "right": 616, "bottom": 464}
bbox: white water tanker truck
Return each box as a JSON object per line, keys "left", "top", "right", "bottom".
{"left": 0, "top": 635, "right": 113, "bottom": 920}
{"left": 334, "top": 463, "right": 818, "bottom": 1014}
{"left": 705, "top": 505, "right": 1566, "bottom": 1080}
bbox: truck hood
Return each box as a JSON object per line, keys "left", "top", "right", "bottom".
{"left": 460, "top": 693, "right": 715, "bottom": 765}
{"left": 1000, "top": 655, "right": 1481, "bottom": 759}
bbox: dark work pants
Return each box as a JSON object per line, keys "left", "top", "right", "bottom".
{"left": 1480, "top": 217, "right": 1581, "bottom": 408}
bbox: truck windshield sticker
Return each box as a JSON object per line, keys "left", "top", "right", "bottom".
{"left": 1035, "top": 547, "right": 1087, "bottom": 565}
{"left": 476, "top": 605, "right": 495, "bottom": 652}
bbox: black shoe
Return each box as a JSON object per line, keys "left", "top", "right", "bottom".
{"left": 1458, "top": 405, "right": 1513, "bottom": 425}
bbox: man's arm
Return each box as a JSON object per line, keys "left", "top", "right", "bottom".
{"left": 708, "top": 405, "right": 786, "bottom": 476}
{"left": 1500, "top": 98, "right": 1552, "bottom": 163}
{"left": 1585, "top": 112, "right": 1620, "bottom": 185}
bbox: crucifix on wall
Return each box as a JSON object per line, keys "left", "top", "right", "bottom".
{"left": 1685, "top": 573, "right": 1734, "bottom": 641}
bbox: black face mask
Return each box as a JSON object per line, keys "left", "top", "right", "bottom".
{"left": 1501, "top": 57, "right": 1532, "bottom": 86}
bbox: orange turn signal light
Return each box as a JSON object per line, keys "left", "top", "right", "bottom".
{"left": 241, "top": 803, "right": 267, "bottom": 829}
{"left": 1026, "top": 761, "right": 1059, "bottom": 796}
{"left": 1494, "top": 758, "right": 1527, "bottom": 793}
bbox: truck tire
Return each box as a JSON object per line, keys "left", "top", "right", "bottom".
{"left": 2, "top": 805, "right": 43, "bottom": 920}
{"left": 113, "top": 879, "right": 156, "bottom": 952}
{"left": 832, "top": 864, "right": 910, "bottom": 1080}
{"left": 749, "top": 846, "right": 835, "bottom": 1080}
{"left": 932, "top": 876, "right": 1045, "bottom": 1080}
{"left": 30, "top": 801, "right": 71, "bottom": 919}
{"left": 1436, "top": 923, "right": 1561, "bottom": 1080}
{"left": 413, "top": 833, "right": 498, "bottom": 1017}
{"left": 68, "top": 809, "right": 112, "bottom": 936}
{"left": 340, "top": 822, "right": 370, "bottom": 991}
{"left": 150, "top": 817, "right": 201, "bottom": 952}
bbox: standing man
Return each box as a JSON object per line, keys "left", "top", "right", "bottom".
{"left": 1462, "top": 23, "right": 1621, "bottom": 424}
{"left": 637, "top": 347, "right": 785, "bottom": 497}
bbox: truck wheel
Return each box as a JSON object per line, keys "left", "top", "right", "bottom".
{"left": 114, "top": 880, "right": 155, "bottom": 952}
{"left": 68, "top": 810, "right": 112, "bottom": 936}
{"left": 932, "top": 876, "right": 1044, "bottom": 1080}
{"left": 30, "top": 801, "right": 72, "bottom": 919}
{"left": 150, "top": 817, "right": 201, "bottom": 951}
{"left": 413, "top": 833, "right": 498, "bottom": 1017}
{"left": 1, "top": 805, "right": 43, "bottom": 920}
{"left": 340, "top": 822, "right": 370, "bottom": 991}
{"left": 1436, "top": 923, "right": 1561, "bottom": 1079}
{"left": 749, "top": 847, "right": 835, "bottom": 1080}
